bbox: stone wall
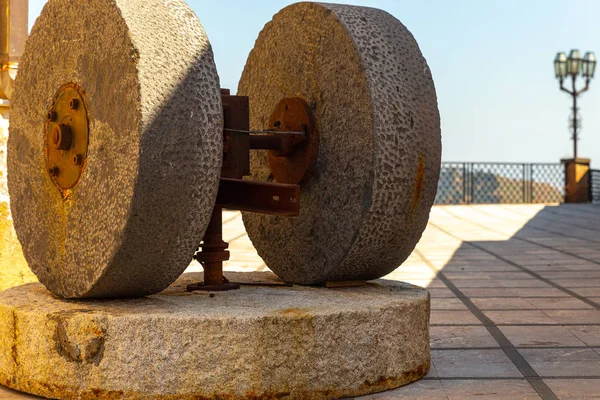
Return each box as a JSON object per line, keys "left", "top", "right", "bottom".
{"left": 0, "top": 107, "right": 37, "bottom": 291}
{"left": 0, "top": 107, "right": 8, "bottom": 199}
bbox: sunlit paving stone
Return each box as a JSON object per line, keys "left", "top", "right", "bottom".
{"left": 431, "top": 349, "right": 523, "bottom": 378}
{"left": 519, "top": 348, "right": 600, "bottom": 377}
{"left": 544, "top": 379, "right": 600, "bottom": 400}
{"left": 430, "top": 325, "right": 499, "bottom": 348}
{"left": 499, "top": 326, "right": 587, "bottom": 347}
{"left": 483, "top": 310, "right": 559, "bottom": 325}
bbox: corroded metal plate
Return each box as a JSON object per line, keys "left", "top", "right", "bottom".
{"left": 7, "top": 0, "right": 222, "bottom": 298}
{"left": 46, "top": 83, "right": 89, "bottom": 191}
{"left": 267, "top": 97, "right": 319, "bottom": 185}
{"left": 239, "top": 2, "right": 441, "bottom": 284}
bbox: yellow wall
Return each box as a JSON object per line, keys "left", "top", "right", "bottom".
{"left": 0, "top": 109, "right": 37, "bottom": 291}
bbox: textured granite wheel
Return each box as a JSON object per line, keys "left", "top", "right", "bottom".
{"left": 239, "top": 2, "right": 441, "bottom": 285}
{"left": 7, "top": 0, "right": 223, "bottom": 298}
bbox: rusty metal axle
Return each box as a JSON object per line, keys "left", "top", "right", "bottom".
{"left": 188, "top": 89, "right": 318, "bottom": 292}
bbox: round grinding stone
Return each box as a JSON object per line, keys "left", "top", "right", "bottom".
{"left": 0, "top": 272, "right": 431, "bottom": 400}
{"left": 7, "top": 0, "right": 223, "bottom": 298}
{"left": 239, "top": 3, "right": 441, "bottom": 285}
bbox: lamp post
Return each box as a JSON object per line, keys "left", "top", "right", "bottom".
{"left": 555, "top": 49, "right": 597, "bottom": 159}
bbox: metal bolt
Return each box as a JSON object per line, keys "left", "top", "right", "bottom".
{"left": 49, "top": 166, "right": 60, "bottom": 177}
{"left": 47, "top": 111, "right": 57, "bottom": 121}
{"left": 52, "top": 126, "right": 60, "bottom": 145}
{"left": 73, "top": 154, "right": 83, "bottom": 166}
{"left": 69, "top": 98, "right": 79, "bottom": 110}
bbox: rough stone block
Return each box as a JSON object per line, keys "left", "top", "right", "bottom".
{"left": 0, "top": 272, "right": 431, "bottom": 400}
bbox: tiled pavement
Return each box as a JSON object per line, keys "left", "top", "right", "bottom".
{"left": 2, "top": 204, "right": 600, "bottom": 399}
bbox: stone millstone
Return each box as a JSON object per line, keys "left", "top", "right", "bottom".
{"left": 0, "top": 272, "right": 430, "bottom": 400}
{"left": 7, "top": 0, "right": 223, "bottom": 298}
{"left": 239, "top": 3, "right": 441, "bottom": 285}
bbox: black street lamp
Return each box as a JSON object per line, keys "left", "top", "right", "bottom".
{"left": 555, "top": 49, "right": 597, "bottom": 159}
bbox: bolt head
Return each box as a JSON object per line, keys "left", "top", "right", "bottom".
{"left": 69, "top": 98, "right": 80, "bottom": 110}
{"left": 73, "top": 154, "right": 83, "bottom": 166}
{"left": 49, "top": 166, "right": 60, "bottom": 177}
{"left": 52, "top": 124, "right": 73, "bottom": 150}
{"left": 51, "top": 126, "right": 61, "bottom": 145}
{"left": 47, "top": 111, "right": 57, "bottom": 121}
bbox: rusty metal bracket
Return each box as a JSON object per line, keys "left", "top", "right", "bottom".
{"left": 216, "top": 178, "right": 300, "bottom": 216}
{"left": 189, "top": 90, "right": 316, "bottom": 291}
{"left": 218, "top": 90, "right": 318, "bottom": 185}
{"left": 221, "top": 89, "right": 250, "bottom": 180}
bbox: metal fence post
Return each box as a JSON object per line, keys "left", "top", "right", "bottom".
{"left": 529, "top": 164, "right": 534, "bottom": 203}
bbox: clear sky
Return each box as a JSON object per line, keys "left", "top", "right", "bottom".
{"left": 27, "top": 0, "right": 600, "bottom": 164}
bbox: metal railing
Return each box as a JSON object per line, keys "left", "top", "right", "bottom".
{"left": 590, "top": 169, "right": 600, "bottom": 204}
{"left": 435, "top": 162, "right": 565, "bottom": 205}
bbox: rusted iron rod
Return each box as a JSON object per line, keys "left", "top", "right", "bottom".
{"left": 225, "top": 128, "right": 305, "bottom": 136}
{"left": 249, "top": 134, "right": 284, "bottom": 150}
{"left": 187, "top": 207, "right": 241, "bottom": 292}
{"left": 199, "top": 207, "right": 228, "bottom": 286}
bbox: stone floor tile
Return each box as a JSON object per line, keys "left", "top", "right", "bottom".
{"left": 451, "top": 279, "right": 502, "bottom": 288}
{"left": 499, "top": 326, "right": 586, "bottom": 347}
{"left": 459, "top": 288, "right": 517, "bottom": 297}
{"left": 564, "top": 325, "right": 600, "bottom": 347}
{"left": 570, "top": 287, "right": 600, "bottom": 297}
{"left": 461, "top": 287, "right": 568, "bottom": 298}
{"left": 551, "top": 279, "right": 600, "bottom": 288}
{"left": 497, "top": 280, "right": 552, "bottom": 288}
{"left": 449, "top": 272, "right": 533, "bottom": 280}
{"left": 431, "top": 350, "right": 522, "bottom": 378}
{"left": 440, "top": 379, "right": 541, "bottom": 400}
{"left": 539, "top": 271, "right": 600, "bottom": 279}
{"left": 357, "top": 380, "right": 448, "bottom": 400}
{"left": 442, "top": 265, "right": 519, "bottom": 273}
{"left": 483, "top": 310, "right": 556, "bottom": 324}
{"left": 508, "top": 288, "right": 572, "bottom": 298}
{"left": 543, "top": 379, "right": 600, "bottom": 399}
{"left": 430, "top": 326, "right": 499, "bottom": 348}
{"left": 519, "top": 348, "right": 600, "bottom": 377}
{"left": 430, "top": 310, "right": 481, "bottom": 325}
{"left": 541, "top": 310, "right": 600, "bottom": 324}
{"left": 524, "top": 297, "right": 593, "bottom": 310}
{"left": 430, "top": 298, "right": 469, "bottom": 311}
{"left": 471, "top": 297, "right": 534, "bottom": 310}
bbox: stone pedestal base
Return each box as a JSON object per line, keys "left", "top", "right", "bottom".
{"left": 561, "top": 158, "right": 591, "bottom": 203}
{"left": 0, "top": 272, "right": 430, "bottom": 400}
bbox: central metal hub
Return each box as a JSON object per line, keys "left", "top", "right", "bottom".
{"left": 267, "top": 97, "right": 319, "bottom": 185}
{"left": 46, "top": 83, "right": 89, "bottom": 190}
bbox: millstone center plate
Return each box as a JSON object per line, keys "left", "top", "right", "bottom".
{"left": 46, "top": 83, "right": 89, "bottom": 191}
{"left": 267, "top": 97, "right": 319, "bottom": 185}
